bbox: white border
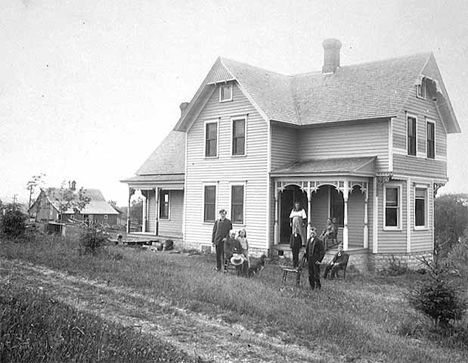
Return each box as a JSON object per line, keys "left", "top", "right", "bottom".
{"left": 203, "top": 119, "right": 219, "bottom": 158}
{"left": 230, "top": 116, "right": 247, "bottom": 157}
{"left": 406, "top": 112, "right": 418, "bottom": 157}
{"left": 383, "top": 183, "right": 402, "bottom": 231}
{"left": 159, "top": 190, "right": 171, "bottom": 220}
{"left": 202, "top": 183, "right": 218, "bottom": 223}
{"left": 414, "top": 186, "right": 428, "bottom": 230}
{"left": 219, "top": 84, "right": 233, "bottom": 102}
{"left": 229, "top": 182, "right": 246, "bottom": 226}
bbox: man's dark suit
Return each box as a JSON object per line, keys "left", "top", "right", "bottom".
{"left": 212, "top": 217, "right": 232, "bottom": 270}
{"left": 304, "top": 236, "right": 325, "bottom": 289}
{"left": 323, "top": 251, "right": 349, "bottom": 279}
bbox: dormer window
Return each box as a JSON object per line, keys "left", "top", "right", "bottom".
{"left": 219, "top": 84, "right": 232, "bottom": 102}
{"left": 416, "top": 77, "right": 427, "bottom": 99}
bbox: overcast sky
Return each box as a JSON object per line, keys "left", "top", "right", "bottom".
{"left": 1, "top": 0, "right": 468, "bottom": 206}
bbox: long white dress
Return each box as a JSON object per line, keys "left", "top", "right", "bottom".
{"left": 289, "top": 208, "right": 307, "bottom": 246}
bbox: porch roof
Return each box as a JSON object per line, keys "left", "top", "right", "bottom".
{"left": 120, "top": 174, "right": 185, "bottom": 184}
{"left": 271, "top": 156, "right": 376, "bottom": 177}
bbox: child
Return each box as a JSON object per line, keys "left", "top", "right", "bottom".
{"left": 224, "top": 229, "right": 243, "bottom": 272}
{"left": 238, "top": 229, "right": 250, "bottom": 274}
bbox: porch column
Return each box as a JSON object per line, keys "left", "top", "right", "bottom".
{"left": 307, "top": 184, "right": 312, "bottom": 239}
{"left": 154, "top": 187, "right": 160, "bottom": 236}
{"left": 126, "top": 187, "right": 134, "bottom": 234}
{"left": 142, "top": 192, "right": 147, "bottom": 233}
{"left": 363, "top": 192, "right": 369, "bottom": 249}
{"left": 343, "top": 183, "right": 349, "bottom": 251}
{"left": 274, "top": 187, "right": 280, "bottom": 245}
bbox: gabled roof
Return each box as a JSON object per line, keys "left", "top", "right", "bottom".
{"left": 271, "top": 157, "right": 376, "bottom": 177}
{"left": 175, "top": 52, "right": 460, "bottom": 133}
{"left": 121, "top": 131, "right": 185, "bottom": 184}
{"left": 33, "top": 188, "right": 119, "bottom": 215}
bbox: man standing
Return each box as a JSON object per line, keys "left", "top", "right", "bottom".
{"left": 323, "top": 243, "right": 349, "bottom": 279}
{"left": 212, "top": 209, "right": 232, "bottom": 271}
{"left": 304, "top": 227, "right": 325, "bottom": 290}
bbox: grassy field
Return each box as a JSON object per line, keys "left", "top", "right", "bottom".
{"left": 1, "top": 234, "right": 467, "bottom": 362}
{"left": 0, "top": 280, "right": 197, "bottom": 363}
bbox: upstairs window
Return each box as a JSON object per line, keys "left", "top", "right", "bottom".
{"left": 415, "top": 188, "right": 427, "bottom": 228}
{"left": 160, "top": 191, "right": 169, "bottom": 219}
{"left": 232, "top": 118, "right": 246, "bottom": 156}
{"left": 205, "top": 122, "right": 218, "bottom": 157}
{"left": 407, "top": 115, "right": 417, "bottom": 156}
{"left": 385, "top": 186, "right": 400, "bottom": 228}
{"left": 427, "top": 121, "right": 435, "bottom": 159}
{"left": 204, "top": 186, "right": 216, "bottom": 222}
{"left": 231, "top": 185, "right": 244, "bottom": 224}
{"left": 219, "top": 84, "right": 232, "bottom": 102}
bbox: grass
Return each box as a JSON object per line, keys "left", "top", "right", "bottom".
{"left": 1, "top": 234, "right": 468, "bottom": 362}
{"left": 0, "top": 280, "right": 197, "bottom": 363}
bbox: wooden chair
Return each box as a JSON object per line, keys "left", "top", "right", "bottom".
{"left": 282, "top": 257, "right": 306, "bottom": 286}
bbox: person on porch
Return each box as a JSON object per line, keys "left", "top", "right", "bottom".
{"left": 304, "top": 227, "right": 325, "bottom": 290}
{"left": 323, "top": 243, "right": 349, "bottom": 279}
{"left": 289, "top": 201, "right": 307, "bottom": 245}
{"left": 320, "top": 218, "right": 337, "bottom": 249}
{"left": 212, "top": 209, "right": 232, "bottom": 272}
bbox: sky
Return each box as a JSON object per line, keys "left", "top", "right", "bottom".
{"left": 1, "top": 0, "right": 468, "bottom": 206}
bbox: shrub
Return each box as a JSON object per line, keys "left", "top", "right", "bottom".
{"left": 1, "top": 208, "right": 28, "bottom": 238}
{"left": 79, "top": 223, "right": 109, "bottom": 255}
{"left": 380, "top": 255, "right": 409, "bottom": 276}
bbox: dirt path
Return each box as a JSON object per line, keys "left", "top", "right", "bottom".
{"left": 0, "top": 258, "right": 340, "bottom": 363}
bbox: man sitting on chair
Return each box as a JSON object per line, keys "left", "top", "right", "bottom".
{"left": 323, "top": 243, "right": 349, "bottom": 279}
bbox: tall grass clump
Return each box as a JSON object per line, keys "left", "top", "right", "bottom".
{"left": 79, "top": 222, "right": 109, "bottom": 255}
{"left": 0, "top": 282, "right": 197, "bottom": 363}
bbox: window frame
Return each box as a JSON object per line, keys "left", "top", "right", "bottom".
{"left": 203, "top": 184, "right": 217, "bottom": 223}
{"left": 229, "top": 183, "right": 245, "bottom": 225}
{"left": 426, "top": 120, "right": 436, "bottom": 159}
{"left": 231, "top": 116, "right": 247, "bottom": 156}
{"left": 204, "top": 120, "right": 219, "bottom": 158}
{"left": 414, "top": 187, "right": 428, "bottom": 230}
{"left": 407, "top": 114, "right": 417, "bottom": 157}
{"left": 384, "top": 184, "right": 402, "bottom": 231}
{"left": 416, "top": 77, "right": 427, "bottom": 99}
{"left": 159, "top": 190, "right": 170, "bottom": 220}
{"left": 219, "top": 84, "right": 233, "bottom": 103}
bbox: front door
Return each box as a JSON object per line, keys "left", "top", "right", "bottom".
{"left": 279, "top": 185, "right": 308, "bottom": 243}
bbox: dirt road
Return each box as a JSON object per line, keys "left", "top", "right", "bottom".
{"left": 0, "top": 258, "right": 339, "bottom": 363}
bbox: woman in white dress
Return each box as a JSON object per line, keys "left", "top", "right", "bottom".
{"left": 289, "top": 201, "right": 307, "bottom": 265}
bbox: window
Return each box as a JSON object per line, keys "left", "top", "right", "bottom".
{"left": 231, "top": 185, "right": 244, "bottom": 224}
{"left": 417, "top": 77, "right": 427, "bottom": 99}
{"left": 160, "top": 191, "right": 169, "bottom": 219}
{"left": 427, "top": 121, "right": 435, "bottom": 159}
{"left": 232, "top": 118, "right": 245, "bottom": 156}
{"left": 385, "top": 186, "right": 400, "bottom": 228}
{"left": 407, "top": 115, "right": 417, "bottom": 156}
{"left": 204, "top": 186, "right": 216, "bottom": 222}
{"left": 205, "top": 122, "right": 218, "bottom": 157}
{"left": 415, "top": 188, "right": 427, "bottom": 228}
{"left": 104, "top": 215, "right": 108, "bottom": 220}
{"left": 219, "top": 84, "right": 232, "bottom": 102}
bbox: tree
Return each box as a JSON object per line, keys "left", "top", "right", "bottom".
{"left": 51, "top": 181, "right": 91, "bottom": 221}
{"left": 1, "top": 204, "right": 28, "bottom": 238}
{"left": 434, "top": 193, "right": 468, "bottom": 256}
{"left": 26, "top": 174, "right": 46, "bottom": 212}
{"left": 129, "top": 198, "right": 143, "bottom": 225}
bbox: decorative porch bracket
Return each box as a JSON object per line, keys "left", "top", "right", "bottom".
{"left": 433, "top": 182, "right": 445, "bottom": 197}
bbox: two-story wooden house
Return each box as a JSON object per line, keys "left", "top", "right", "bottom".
{"left": 122, "top": 39, "right": 460, "bottom": 271}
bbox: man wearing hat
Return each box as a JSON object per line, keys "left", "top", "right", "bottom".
{"left": 212, "top": 209, "right": 232, "bottom": 271}
{"left": 323, "top": 243, "right": 349, "bottom": 279}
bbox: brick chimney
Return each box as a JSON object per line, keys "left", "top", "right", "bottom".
{"left": 322, "top": 38, "right": 342, "bottom": 74}
{"left": 179, "top": 102, "right": 190, "bottom": 116}
{"left": 71, "top": 180, "right": 76, "bottom": 191}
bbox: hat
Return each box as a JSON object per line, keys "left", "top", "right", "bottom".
{"left": 230, "top": 254, "right": 245, "bottom": 266}
{"left": 219, "top": 209, "right": 227, "bottom": 215}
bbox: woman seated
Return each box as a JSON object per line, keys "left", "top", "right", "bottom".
{"left": 224, "top": 230, "right": 244, "bottom": 273}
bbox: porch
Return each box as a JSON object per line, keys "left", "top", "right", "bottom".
{"left": 271, "top": 157, "right": 376, "bottom": 252}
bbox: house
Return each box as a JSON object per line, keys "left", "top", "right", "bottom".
{"left": 29, "top": 183, "right": 119, "bottom": 225}
{"left": 121, "top": 39, "right": 460, "bottom": 271}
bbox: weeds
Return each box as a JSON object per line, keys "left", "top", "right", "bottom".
{"left": 0, "top": 281, "right": 197, "bottom": 363}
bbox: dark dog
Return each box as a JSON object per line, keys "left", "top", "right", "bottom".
{"left": 248, "top": 254, "right": 267, "bottom": 277}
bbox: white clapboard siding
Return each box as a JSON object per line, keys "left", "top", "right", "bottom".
{"left": 297, "top": 121, "right": 389, "bottom": 171}
{"left": 159, "top": 190, "right": 184, "bottom": 237}
{"left": 348, "top": 187, "right": 365, "bottom": 248}
{"left": 270, "top": 124, "right": 298, "bottom": 170}
{"left": 185, "top": 82, "right": 269, "bottom": 249}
